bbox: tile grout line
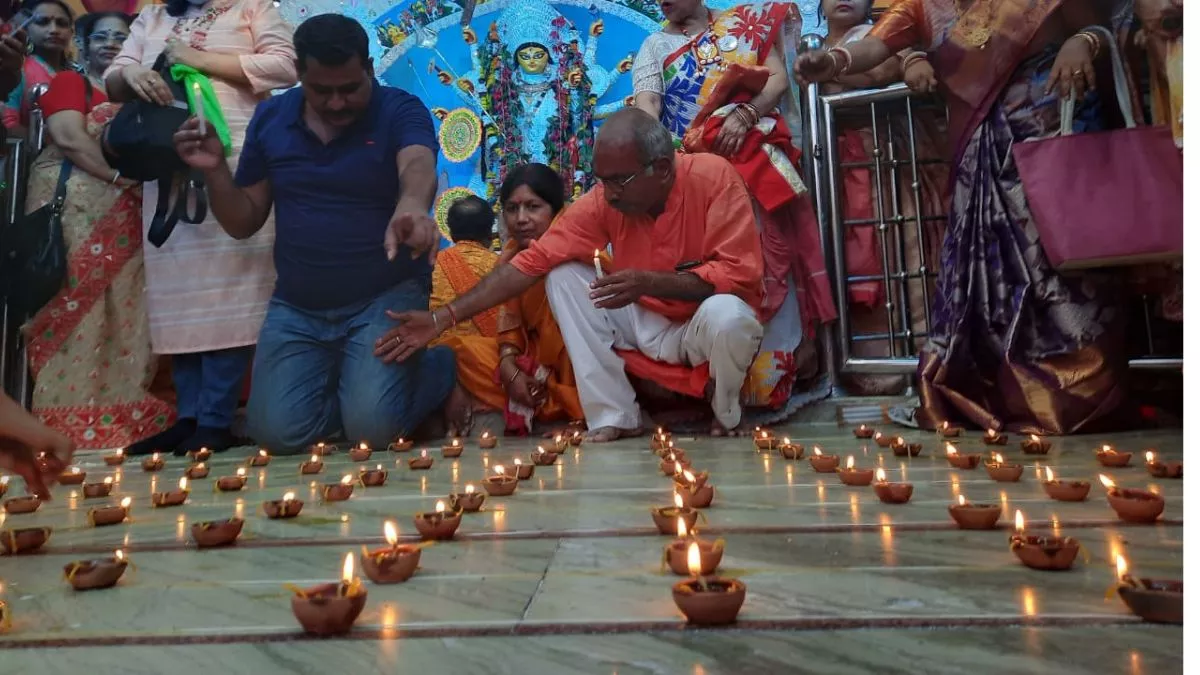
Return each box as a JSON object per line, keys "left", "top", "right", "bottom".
{"left": 516, "top": 536, "right": 562, "bottom": 627}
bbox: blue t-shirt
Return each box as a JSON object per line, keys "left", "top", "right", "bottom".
{"left": 234, "top": 84, "right": 438, "bottom": 310}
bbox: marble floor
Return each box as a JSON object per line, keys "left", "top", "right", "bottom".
{"left": 0, "top": 423, "right": 1183, "bottom": 674}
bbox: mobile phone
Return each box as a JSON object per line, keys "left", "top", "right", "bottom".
{"left": 1, "top": 13, "right": 35, "bottom": 37}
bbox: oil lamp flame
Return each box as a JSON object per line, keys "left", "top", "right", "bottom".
{"left": 151, "top": 452, "right": 161, "bottom": 461}
{"left": 1098, "top": 474, "right": 1116, "bottom": 490}
{"left": 120, "top": 497, "right": 132, "bottom": 508}
{"left": 452, "top": 439, "right": 460, "bottom": 447}
{"left": 341, "top": 552, "right": 355, "bottom": 585}
{"left": 1101, "top": 444, "right": 1113, "bottom": 453}
{"left": 683, "top": 469, "right": 696, "bottom": 483}
{"left": 116, "top": 449, "right": 125, "bottom": 457}
{"left": 1031, "top": 434, "right": 1040, "bottom": 443}
{"left": 1145, "top": 451, "right": 1156, "bottom": 463}
{"left": 359, "top": 442, "right": 368, "bottom": 450}
{"left": 1045, "top": 467, "right": 1055, "bottom": 482}
{"left": 536, "top": 446, "right": 546, "bottom": 455}
{"left": 874, "top": 431, "right": 882, "bottom": 440}
{"left": 0, "top": 476, "right": 8, "bottom": 485}
{"left": 846, "top": 456, "right": 855, "bottom": 469}
{"left": 420, "top": 449, "right": 428, "bottom": 458}
{"left": 236, "top": 467, "right": 246, "bottom": 477}
{"left": 376, "top": 464, "right": 383, "bottom": 470}
{"left": 1115, "top": 554, "right": 1128, "bottom": 581}
{"left": 673, "top": 492, "right": 684, "bottom": 509}
{"left": 1014, "top": 510, "right": 1025, "bottom": 532}
{"left": 482, "top": 431, "right": 491, "bottom": 439}
{"left": 760, "top": 430, "right": 768, "bottom": 439}
{"left": 465, "top": 483, "right": 476, "bottom": 494}
{"left": 783, "top": 437, "right": 791, "bottom": 445}
{"left": 896, "top": 437, "right": 905, "bottom": 446}
{"left": 957, "top": 494, "right": 966, "bottom": 506}
{"left": 341, "top": 475, "right": 353, "bottom": 485}
{"left": 987, "top": 428, "right": 997, "bottom": 437}
{"left": 104, "top": 477, "right": 114, "bottom": 485}
{"left": 687, "top": 541, "right": 701, "bottom": 577}
{"left": 310, "top": 454, "right": 318, "bottom": 463}
{"left": 435, "top": 500, "right": 446, "bottom": 514}
{"left": 994, "top": 453, "right": 1005, "bottom": 464}
{"left": 493, "top": 465, "right": 506, "bottom": 475}
{"left": 674, "top": 461, "right": 683, "bottom": 474}
{"left": 676, "top": 516, "right": 688, "bottom": 538}
{"left": 178, "top": 476, "right": 188, "bottom": 491}
{"left": 813, "top": 447, "right": 823, "bottom": 456}
{"left": 283, "top": 491, "right": 296, "bottom": 502}
{"left": 513, "top": 458, "right": 523, "bottom": 466}
{"left": 115, "top": 550, "right": 124, "bottom": 561}
{"left": 384, "top": 520, "right": 398, "bottom": 546}
{"left": 946, "top": 444, "right": 958, "bottom": 456}
{"left": 875, "top": 467, "right": 886, "bottom": 482}
{"left": 70, "top": 466, "right": 81, "bottom": 474}
{"left": 259, "top": 449, "right": 268, "bottom": 457}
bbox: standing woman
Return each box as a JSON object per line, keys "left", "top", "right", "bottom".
{"left": 3, "top": 0, "right": 75, "bottom": 135}
{"left": 104, "top": 0, "right": 296, "bottom": 456}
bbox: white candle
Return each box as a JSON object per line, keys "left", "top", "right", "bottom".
{"left": 593, "top": 249, "right": 603, "bottom": 278}
{"left": 192, "top": 82, "right": 206, "bottom": 133}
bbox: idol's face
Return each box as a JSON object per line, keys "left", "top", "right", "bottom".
{"left": 516, "top": 45, "right": 550, "bottom": 75}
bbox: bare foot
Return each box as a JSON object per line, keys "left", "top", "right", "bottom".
{"left": 710, "top": 420, "right": 753, "bottom": 437}
{"left": 444, "top": 385, "right": 474, "bottom": 437}
{"left": 586, "top": 426, "right": 643, "bottom": 443}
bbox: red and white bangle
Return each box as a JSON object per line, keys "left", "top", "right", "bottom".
{"left": 901, "top": 50, "right": 928, "bottom": 71}
{"left": 828, "top": 46, "right": 853, "bottom": 76}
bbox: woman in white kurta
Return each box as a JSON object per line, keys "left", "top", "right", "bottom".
{"left": 105, "top": 0, "right": 296, "bottom": 455}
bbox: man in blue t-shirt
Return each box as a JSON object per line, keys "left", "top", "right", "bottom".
{"left": 172, "top": 14, "right": 460, "bottom": 453}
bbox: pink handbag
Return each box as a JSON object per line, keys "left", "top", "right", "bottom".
{"left": 1013, "top": 27, "right": 1183, "bottom": 270}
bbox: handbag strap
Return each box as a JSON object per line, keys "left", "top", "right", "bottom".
{"left": 49, "top": 158, "right": 73, "bottom": 212}
{"left": 1059, "top": 26, "right": 1136, "bottom": 137}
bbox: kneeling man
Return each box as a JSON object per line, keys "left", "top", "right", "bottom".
{"left": 378, "top": 109, "right": 764, "bottom": 441}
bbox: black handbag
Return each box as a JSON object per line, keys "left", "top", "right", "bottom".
{"left": 4, "top": 158, "right": 73, "bottom": 321}
{"left": 103, "top": 53, "right": 206, "bottom": 247}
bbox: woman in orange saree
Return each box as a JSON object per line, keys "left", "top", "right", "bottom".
{"left": 796, "top": 0, "right": 1138, "bottom": 435}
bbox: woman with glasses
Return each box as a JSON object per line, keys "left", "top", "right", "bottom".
{"left": 2, "top": 0, "right": 75, "bottom": 134}
{"left": 22, "top": 12, "right": 170, "bottom": 450}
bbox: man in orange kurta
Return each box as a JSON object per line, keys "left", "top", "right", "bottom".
{"left": 376, "top": 109, "right": 766, "bottom": 441}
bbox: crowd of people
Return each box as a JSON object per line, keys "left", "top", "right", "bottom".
{"left": 0, "top": 0, "right": 1183, "bottom": 484}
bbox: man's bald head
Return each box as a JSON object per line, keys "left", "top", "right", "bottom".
{"left": 593, "top": 109, "right": 676, "bottom": 215}
{"left": 596, "top": 108, "right": 675, "bottom": 164}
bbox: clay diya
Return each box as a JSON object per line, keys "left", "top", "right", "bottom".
{"left": 776, "top": 438, "right": 804, "bottom": 460}
{"left": 441, "top": 438, "right": 464, "bottom": 458}
{"left": 550, "top": 432, "right": 570, "bottom": 453}
{"left": 360, "top": 521, "right": 422, "bottom": 584}
{"left": 141, "top": 452, "right": 165, "bottom": 472}
{"left": 873, "top": 468, "right": 913, "bottom": 504}
{"left": 531, "top": 446, "right": 558, "bottom": 466}
{"left": 852, "top": 424, "right": 874, "bottom": 439}
{"left": 191, "top": 447, "right": 212, "bottom": 463}
{"left": 1099, "top": 475, "right": 1164, "bottom": 524}
{"left": 873, "top": 431, "right": 896, "bottom": 448}
{"left": 359, "top": 464, "right": 388, "bottom": 487}
{"left": 388, "top": 438, "right": 414, "bottom": 453}
{"left": 945, "top": 444, "right": 982, "bottom": 470}
{"left": 299, "top": 454, "right": 324, "bottom": 475}
{"left": 88, "top": 497, "right": 132, "bottom": 527}
{"left": 890, "top": 437, "right": 922, "bottom": 457}
{"left": 289, "top": 553, "right": 367, "bottom": 636}
{"left": 3, "top": 495, "right": 41, "bottom": 515}
{"left": 483, "top": 465, "right": 518, "bottom": 496}
{"left": 263, "top": 492, "right": 304, "bottom": 519}
{"left": 1095, "top": 445, "right": 1132, "bottom": 468}
{"left": 191, "top": 517, "right": 244, "bottom": 548}
{"left": 58, "top": 466, "right": 86, "bottom": 485}
{"left": 672, "top": 542, "right": 745, "bottom": 626}
{"left": 805, "top": 447, "right": 838, "bottom": 473}
{"left": 984, "top": 453, "right": 1023, "bottom": 482}
{"left": 413, "top": 500, "right": 462, "bottom": 540}
{"left": 408, "top": 450, "right": 434, "bottom": 470}
{"left": 321, "top": 475, "right": 355, "bottom": 503}
{"left": 837, "top": 456, "right": 874, "bottom": 487}
{"left": 1020, "top": 435, "right": 1052, "bottom": 455}
{"left": 679, "top": 478, "right": 715, "bottom": 509}
{"left": 654, "top": 442, "right": 686, "bottom": 461}
{"left": 665, "top": 520, "right": 723, "bottom": 576}
{"left": 216, "top": 467, "right": 248, "bottom": 492}
{"left": 673, "top": 468, "right": 709, "bottom": 491}
{"left": 0, "top": 526, "right": 52, "bottom": 554}
{"left": 982, "top": 429, "right": 1009, "bottom": 446}
{"left": 478, "top": 430, "right": 498, "bottom": 450}
{"left": 650, "top": 429, "right": 673, "bottom": 451}
{"left": 661, "top": 453, "right": 691, "bottom": 476}
{"left": 652, "top": 493, "right": 699, "bottom": 535}
{"left": 348, "top": 443, "right": 373, "bottom": 462}
{"left": 752, "top": 428, "right": 776, "bottom": 451}
{"left": 64, "top": 550, "right": 129, "bottom": 591}
{"left": 185, "top": 463, "right": 210, "bottom": 480}
{"left": 249, "top": 449, "right": 271, "bottom": 467}
{"left": 503, "top": 458, "right": 535, "bottom": 481}
{"left": 309, "top": 442, "right": 336, "bottom": 457}
{"left": 938, "top": 421, "right": 963, "bottom": 438}
{"left": 1144, "top": 452, "right": 1183, "bottom": 479}
{"left": 948, "top": 495, "right": 1002, "bottom": 530}
{"left": 150, "top": 476, "right": 189, "bottom": 508}
{"left": 1113, "top": 555, "right": 1182, "bottom": 624}
{"left": 1008, "top": 510, "right": 1079, "bottom": 571}
{"left": 82, "top": 477, "right": 115, "bottom": 499}
{"left": 449, "top": 484, "right": 486, "bottom": 513}
{"left": 1041, "top": 468, "right": 1090, "bottom": 502}
{"left": 103, "top": 448, "right": 126, "bottom": 466}
{"left": 568, "top": 430, "right": 585, "bottom": 447}
{"left": 0, "top": 476, "right": 7, "bottom": 498}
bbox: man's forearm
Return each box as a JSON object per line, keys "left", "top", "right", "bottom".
{"left": 645, "top": 271, "right": 714, "bottom": 302}
{"left": 439, "top": 263, "right": 539, "bottom": 326}
{"left": 204, "top": 164, "right": 267, "bottom": 239}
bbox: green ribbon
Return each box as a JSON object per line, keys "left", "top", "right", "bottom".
{"left": 169, "top": 64, "right": 232, "bottom": 157}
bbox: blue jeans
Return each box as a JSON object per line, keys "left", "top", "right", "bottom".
{"left": 174, "top": 347, "right": 254, "bottom": 428}
{"left": 247, "top": 280, "right": 456, "bottom": 454}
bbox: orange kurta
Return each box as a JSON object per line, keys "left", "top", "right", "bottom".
{"left": 431, "top": 241, "right": 500, "bottom": 338}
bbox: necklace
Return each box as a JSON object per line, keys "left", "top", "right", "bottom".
{"left": 953, "top": 0, "right": 998, "bottom": 49}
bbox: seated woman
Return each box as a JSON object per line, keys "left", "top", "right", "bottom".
{"left": 430, "top": 195, "right": 501, "bottom": 339}
{"left": 23, "top": 11, "right": 169, "bottom": 450}
{"left": 440, "top": 164, "right": 583, "bottom": 436}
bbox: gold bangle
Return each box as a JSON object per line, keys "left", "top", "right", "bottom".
{"left": 1074, "top": 31, "right": 1101, "bottom": 59}
{"left": 901, "top": 51, "right": 928, "bottom": 71}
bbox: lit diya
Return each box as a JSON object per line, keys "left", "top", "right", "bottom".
{"left": 873, "top": 431, "right": 896, "bottom": 448}
{"left": 948, "top": 495, "right": 1002, "bottom": 530}
{"left": 413, "top": 500, "right": 462, "bottom": 540}
{"left": 82, "top": 476, "right": 115, "bottom": 499}
{"left": 945, "top": 444, "right": 981, "bottom": 470}
{"left": 88, "top": 497, "right": 132, "bottom": 527}
{"left": 322, "top": 475, "right": 355, "bottom": 502}
{"left": 650, "top": 429, "right": 673, "bottom": 451}
{"left": 1008, "top": 509, "right": 1079, "bottom": 571}
{"left": 530, "top": 446, "right": 558, "bottom": 466}
{"left": 299, "top": 454, "right": 324, "bottom": 475}
{"left": 0, "top": 476, "right": 7, "bottom": 498}
{"left": 753, "top": 428, "right": 775, "bottom": 451}
{"left": 185, "top": 463, "right": 210, "bottom": 480}
{"left": 984, "top": 453, "right": 1023, "bottom": 482}
{"left": 151, "top": 476, "right": 190, "bottom": 507}
{"left": 441, "top": 438, "right": 464, "bottom": 458}
{"left": 309, "top": 442, "right": 336, "bottom": 457}
{"left": 215, "top": 467, "right": 248, "bottom": 492}
{"left": 982, "top": 428, "right": 1008, "bottom": 446}
{"left": 359, "top": 464, "right": 388, "bottom": 487}
{"left": 289, "top": 553, "right": 367, "bottom": 636}
{"left": 809, "top": 447, "right": 840, "bottom": 473}
{"left": 938, "top": 421, "right": 962, "bottom": 438}
{"left": 836, "top": 456, "right": 874, "bottom": 486}
{"left": 654, "top": 441, "right": 686, "bottom": 460}
{"left": 191, "top": 447, "right": 212, "bottom": 463}
{"left": 1041, "top": 467, "right": 1090, "bottom": 502}
{"left": 1020, "top": 434, "right": 1052, "bottom": 455}
{"left": 1, "top": 526, "right": 52, "bottom": 555}
{"left": 263, "top": 491, "right": 304, "bottom": 519}
{"left": 408, "top": 450, "right": 434, "bottom": 470}
{"left": 141, "top": 452, "right": 165, "bottom": 472}
{"left": 4, "top": 495, "right": 42, "bottom": 515}
{"left": 103, "top": 448, "right": 126, "bottom": 466}
{"left": 664, "top": 517, "right": 723, "bottom": 576}
{"left": 660, "top": 453, "right": 691, "bottom": 476}
{"left": 503, "top": 458, "right": 534, "bottom": 481}
{"left": 776, "top": 437, "right": 804, "bottom": 460}
{"left": 360, "top": 521, "right": 422, "bottom": 584}
{"left": 478, "top": 430, "right": 498, "bottom": 449}
{"left": 890, "top": 437, "right": 922, "bottom": 457}
{"left": 449, "top": 483, "right": 486, "bottom": 512}
{"left": 388, "top": 437, "right": 414, "bottom": 453}
{"left": 64, "top": 549, "right": 129, "bottom": 591}
{"left": 873, "top": 468, "right": 912, "bottom": 504}
{"left": 671, "top": 541, "right": 746, "bottom": 626}
{"left": 1095, "top": 444, "right": 1132, "bottom": 468}
{"left": 249, "top": 449, "right": 271, "bottom": 467}
{"left": 1113, "top": 554, "right": 1182, "bottom": 625}
{"left": 1099, "top": 474, "right": 1164, "bottom": 524}
{"left": 852, "top": 424, "right": 874, "bottom": 439}
{"left": 676, "top": 469, "right": 714, "bottom": 509}
{"left": 568, "top": 429, "right": 585, "bottom": 447}
{"left": 58, "top": 466, "right": 86, "bottom": 485}
{"left": 652, "top": 492, "right": 699, "bottom": 535}
{"left": 551, "top": 432, "right": 569, "bottom": 453}
{"left": 349, "top": 442, "right": 373, "bottom": 462}
{"left": 1144, "top": 451, "right": 1183, "bottom": 479}
{"left": 483, "top": 465, "right": 518, "bottom": 496}
{"left": 191, "top": 517, "right": 245, "bottom": 548}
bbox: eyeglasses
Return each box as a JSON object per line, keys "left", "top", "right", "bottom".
{"left": 88, "top": 31, "right": 128, "bottom": 44}
{"left": 599, "top": 162, "right": 654, "bottom": 191}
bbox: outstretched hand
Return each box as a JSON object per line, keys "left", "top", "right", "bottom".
{"left": 0, "top": 394, "right": 75, "bottom": 499}
{"left": 173, "top": 116, "right": 226, "bottom": 172}
{"left": 384, "top": 210, "right": 439, "bottom": 264}
{"left": 375, "top": 310, "right": 439, "bottom": 363}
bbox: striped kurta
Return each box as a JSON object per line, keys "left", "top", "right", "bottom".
{"left": 106, "top": 0, "right": 297, "bottom": 354}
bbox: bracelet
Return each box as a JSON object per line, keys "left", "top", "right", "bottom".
{"left": 445, "top": 302, "right": 459, "bottom": 326}
{"left": 431, "top": 310, "right": 441, "bottom": 334}
{"left": 733, "top": 106, "right": 755, "bottom": 128}
{"left": 110, "top": 171, "right": 120, "bottom": 185}
{"left": 499, "top": 345, "right": 521, "bottom": 361}
{"left": 1073, "top": 31, "right": 1101, "bottom": 59}
{"left": 507, "top": 368, "right": 523, "bottom": 385}
{"left": 901, "top": 51, "right": 928, "bottom": 71}
{"left": 742, "top": 102, "right": 761, "bottom": 124}
{"left": 828, "top": 46, "right": 853, "bottom": 76}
